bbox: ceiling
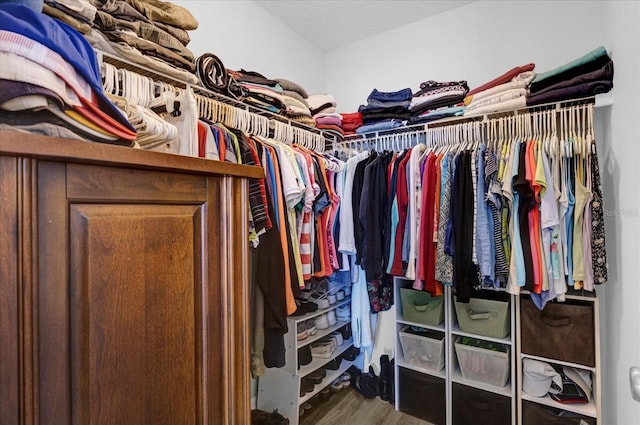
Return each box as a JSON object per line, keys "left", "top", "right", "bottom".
{"left": 254, "top": 0, "right": 475, "bottom": 52}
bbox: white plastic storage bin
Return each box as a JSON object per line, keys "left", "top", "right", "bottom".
{"left": 454, "top": 338, "right": 510, "bottom": 387}
{"left": 399, "top": 326, "right": 445, "bottom": 372}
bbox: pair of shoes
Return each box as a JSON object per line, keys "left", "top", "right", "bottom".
{"left": 300, "top": 378, "right": 314, "bottom": 396}
{"left": 330, "top": 372, "right": 351, "bottom": 392}
{"left": 291, "top": 298, "right": 319, "bottom": 316}
{"left": 315, "top": 311, "right": 337, "bottom": 330}
{"left": 306, "top": 318, "right": 317, "bottom": 336}
{"left": 340, "top": 346, "right": 360, "bottom": 362}
{"left": 315, "top": 313, "right": 329, "bottom": 330}
{"left": 298, "top": 345, "right": 312, "bottom": 368}
{"left": 336, "top": 305, "right": 350, "bottom": 321}
{"left": 297, "top": 322, "right": 308, "bottom": 341}
{"left": 378, "top": 354, "right": 392, "bottom": 402}
{"left": 319, "top": 387, "right": 332, "bottom": 402}
{"left": 339, "top": 323, "right": 352, "bottom": 340}
{"left": 325, "top": 357, "right": 342, "bottom": 370}
{"left": 329, "top": 331, "right": 344, "bottom": 347}
{"left": 307, "top": 368, "right": 326, "bottom": 384}
{"left": 252, "top": 409, "right": 288, "bottom": 424}
{"left": 310, "top": 341, "right": 334, "bottom": 359}
{"left": 354, "top": 366, "right": 379, "bottom": 399}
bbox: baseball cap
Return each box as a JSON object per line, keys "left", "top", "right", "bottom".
{"left": 522, "top": 358, "right": 563, "bottom": 397}
{"left": 0, "top": 4, "right": 136, "bottom": 139}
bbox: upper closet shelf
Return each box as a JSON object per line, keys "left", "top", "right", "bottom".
{"left": 344, "top": 93, "right": 614, "bottom": 141}
{"left": 96, "top": 50, "right": 336, "bottom": 142}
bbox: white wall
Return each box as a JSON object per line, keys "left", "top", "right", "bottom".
{"left": 173, "top": 0, "right": 326, "bottom": 94}
{"left": 598, "top": 2, "right": 640, "bottom": 424}
{"left": 325, "top": 1, "right": 640, "bottom": 422}
{"left": 179, "top": 1, "right": 640, "bottom": 421}
{"left": 325, "top": 1, "right": 605, "bottom": 112}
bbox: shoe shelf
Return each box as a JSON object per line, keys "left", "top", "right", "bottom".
{"left": 298, "top": 338, "right": 354, "bottom": 377}
{"left": 296, "top": 320, "right": 350, "bottom": 349}
{"left": 450, "top": 367, "right": 512, "bottom": 398}
{"left": 298, "top": 359, "right": 355, "bottom": 405}
{"left": 289, "top": 297, "right": 351, "bottom": 324}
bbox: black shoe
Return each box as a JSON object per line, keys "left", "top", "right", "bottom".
{"left": 306, "top": 369, "right": 325, "bottom": 384}
{"left": 354, "top": 366, "right": 379, "bottom": 399}
{"left": 325, "top": 358, "right": 342, "bottom": 370}
{"left": 378, "top": 355, "right": 392, "bottom": 401}
{"left": 341, "top": 346, "right": 360, "bottom": 361}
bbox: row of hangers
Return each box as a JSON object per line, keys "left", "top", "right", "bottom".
{"left": 101, "top": 63, "right": 326, "bottom": 151}
{"left": 335, "top": 104, "right": 595, "bottom": 159}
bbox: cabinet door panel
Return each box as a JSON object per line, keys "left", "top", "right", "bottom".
{"left": 0, "top": 157, "right": 19, "bottom": 425}
{"left": 69, "top": 204, "right": 202, "bottom": 425}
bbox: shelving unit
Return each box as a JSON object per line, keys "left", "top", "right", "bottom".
{"left": 515, "top": 293, "right": 601, "bottom": 424}
{"left": 393, "top": 278, "right": 517, "bottom": 425}
{"left": 257, "top": 291, "right": 354, "bottom": 425}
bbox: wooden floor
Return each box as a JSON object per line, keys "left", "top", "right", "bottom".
{"left": 299, "top": 387, "right": 433, "bottom": 425}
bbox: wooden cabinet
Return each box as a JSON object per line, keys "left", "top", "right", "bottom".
{"left": 0, "top": 130, "right": 263, "bottom": 425}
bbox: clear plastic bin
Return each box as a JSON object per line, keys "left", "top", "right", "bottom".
{"left": 455, "top": 338, "right": 510, "bottom": 387}
{"left": 399, "top": 326, "right": 445, "bottom": 372}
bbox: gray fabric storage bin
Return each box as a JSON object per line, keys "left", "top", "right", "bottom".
{"left": 400, "top": 288, "right": 444, "bottom": 326}
{"left": 454, "top": 297, "right": 510, "bottom": 339}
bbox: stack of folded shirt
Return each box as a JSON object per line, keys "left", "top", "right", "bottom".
{"left": 307, "top": 94, "right": 337, "bottom": 117}
{"left": 463, "top": 67, "right": 535, "bottom": 117}
{"left": 230, "top": 69, "right": 287, "bottom": 113}
{"left": 340, "top": 112, "right": 363, "bottom": 135}
{"left": 527, "top": 46, "right": 613, "bottom": 106}
{"left": 409, "top": 81, "right": 468, "bottom": 123}
{"left": 315, "top": 113, "right": 344, "bottom": 138}
{"left": 43, "top": 0, "right": 95, "bottom": 34}
{"left": 85, "top": 0, "right": 198, "bottom": 84}
{"left": 0, "top": 3, "right": 137, "bottom": 145}
{"left": 276, "top": 78, "right": 315, "bottom": 127}
{"left": 356, "top": 88, "right": 412, "bottom": 134}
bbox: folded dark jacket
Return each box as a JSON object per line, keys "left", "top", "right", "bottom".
{"left": 242, "top": 91, "right": 285, "bottom": 111}
{"left": 154, "top": 21, "right": 190, "bottom": 46}
{"left": 526, "top": 80, "right": 613, "bottom": 106}
{"left": 45, "top": 0, "right": 92, "bottom": 24}
{"left": 468, "top": 63, "right": 535, "bottom": 96}
{"left": 361, "top": 106, "right": 411, "bottom": 123}
{"left": 43, "top": 4, "right": 91, "bottom": 34}
{"left": 104, "top": 29, "right": 195, "bottom": 72}
{"left": 359, "top": 105, "right": 408, "bottom": 115}
{"left": 123, "top": 0, "right": 199, "bottom": 30}
{"left": 530, "top": 47, "right": 611, "bottom": 93}
{"left": 367, "top": 87, "right": 412, "bottom": 103}
{"left": 414, "top": 80, "right": 469, "bottom": 97}
{"left": 533, "top": 59, "right": 613, "bottom": 97}
{"left": 275, "top": 78, "right": 308, "bottom": 98}
{"left": 95, "top": 11, "right": 194, "bottom": 61}
{"left": 410, "top": 94, "right": 466, "bottom": 116}
{"left": 231, "top": 69, "right": 279, "bottom": 87}
{"left": 94, "top": 0, "right": 148, "bottom": 23}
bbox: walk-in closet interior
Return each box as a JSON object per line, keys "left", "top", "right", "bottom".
{"left": 0, "top": 1, "right": 638, "bottom": 425}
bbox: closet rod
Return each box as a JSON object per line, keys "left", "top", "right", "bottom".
{"left": 338, "top": 100, "right": 597, "bottom": 149}
{"left": 346, "top": 93, "right": 610, "bottom": 141}
{"left": 95, "top": 49, "right": 337, "bottom": 144}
